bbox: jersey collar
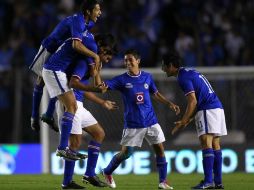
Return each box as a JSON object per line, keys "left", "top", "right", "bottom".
{"left": 127, "top": 70, "right": 141, "bottom": 77}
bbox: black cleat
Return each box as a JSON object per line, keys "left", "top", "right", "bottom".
{"left": 56, "top": 147, "right": 81, "bottom": 161}
{"left": 82, "top": 175, "right": 107, "bottom": 187}
{"left": 31, "top": 117, "right": 40, "bottom": 131}
{"left": 41, "top": 113, "right": 59, "bottom": 132}
{"left": 62, "top": 181, "right": 85, "bottom": 189}
{"left": 214, "top": 184, "right": 224, "bottom": 189}
{"left": 192, "top": 180, "right": 214, "bottom": 189}
{"left": 76, "top": 152, "right": 88, "bottom": 160}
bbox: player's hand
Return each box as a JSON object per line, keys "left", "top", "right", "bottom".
{"left": 171, "top": 120, "right": 185, "bottom": 135}
{"left": 102, "top": 100, "right": 119, "bottom": 110}
{"left": 169, "top": 103, "right": 180, "bottom": 115}
{"left": 98, "top": 85, "right": 108, "bottom": 94}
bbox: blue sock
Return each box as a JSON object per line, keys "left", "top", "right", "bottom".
{"left": 58, "top": 112, "right": 74, "bottom": 150}
{"left": 63, "top": 160, "right": 75, "bottom": 186}
{"left": 104, "top": 153, "right": 127, "bottom": 175}
{"left": 45, "top": 97, "right": 57, "bottom": 118}
{"left": 213, "top": 149, "right": 222, "bottom": 184}
{"left": 85, "top": 141, "right": 101, "bottom": 177}
{"left": 202, "top": 148, "right": 214, "bottom": 184}
{"left": 31, "top": 84, "right": 43, "bottom": 119}
{"left": 156, "top": 156, "right": 167, "bottom": 183}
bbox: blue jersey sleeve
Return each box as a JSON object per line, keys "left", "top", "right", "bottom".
{"left": 178, "top": 75, "right": 195, "bottom": 96}
{"left": 71, "top": 14, "right": 84, "bottom": 41}
{"left": 72, "top": 60, "right": 89, "bottom": 80}
{"left": 105, "top": 76, "right": 122, "bottom": 91}
{"left": 149, "top": 74, "right": 158, "bottom": 94}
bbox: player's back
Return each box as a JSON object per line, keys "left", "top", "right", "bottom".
{"left": 178, "top": 68, "right": 222, "bottom": 110}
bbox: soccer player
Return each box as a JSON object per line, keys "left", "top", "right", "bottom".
{"left": 58, "top": 34, "right": 117, "bottom": 189}
{"left": 98, "top": 49, "right": 180, "bottom": 189}
{"left": 161, "top": 51, "right": 227, "bottom": 189}
{"left": 29, "top": 0, "right": 102, "bottom": 132}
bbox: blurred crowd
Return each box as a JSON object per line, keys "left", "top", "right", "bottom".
{"left": 0, "top": 0, "right": 254, "bottom": 143}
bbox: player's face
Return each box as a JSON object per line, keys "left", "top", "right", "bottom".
{"left": 124, "top": 54, "right": 140, "bottom": 71}
{"left": 90, "top": 4, "right": 102, "bottom": 23}
{"left": 99, "top": 47, "right": 113, "bottom": 63}
{"left": 162, "top": 63, "right": 174, "bottom": 77}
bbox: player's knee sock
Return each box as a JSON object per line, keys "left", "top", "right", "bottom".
{"left": 104, "top": 152, "right": 130, "bottom": 175}
{"left": 213, "top": 149, "right": 222, "bottom": 184}
{"left": 58, "top": 112, "right": 74, "bottom": 150}
{"left": 202, "top": 148, "right": 214, "bottom": 183}
{"left": 45, "top": 97, "right": 57, "bottom": 118}
{"left": 31, "top": 84, "right": 43, "bottom": 119}
{"left": 63, "top": 160, "right": 75, "bottom": 186}
{"left": 84, "top": 140, "right": 101, "bottom": 177}
{"left": 156, "top": 156, "right": 167, "bottom": 183}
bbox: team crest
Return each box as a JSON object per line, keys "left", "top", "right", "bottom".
{"left": 125, "top": 83, "right": 133, "bottom": 88}
{"left": 144, "top": 83, "right": 149, "bottom": 89}
{"left": 136, "top": 92, "right": 144, "bottom": 104}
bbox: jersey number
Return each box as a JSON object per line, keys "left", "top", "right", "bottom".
{"left": 199, "top": 74, "right": 214, "bottom": 93}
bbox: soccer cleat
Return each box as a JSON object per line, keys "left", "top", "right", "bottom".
{"left": 82, "top": 175, "right": 107, "bottom": 187}
{"left": 192, "top": 180, "right": 214, "bottom": 189}
{"left": 158, "top": 181, "right": 174, "bottom": 189}
{"left": 56, "top": 147, "right": 81, "bottom": 161}
{"left": 41, "top": 113, "right": 59, "bottom": 132}
{"left": 214, "top": 184, "right": 224, "bottom": 189}
{"left": 76, "top": 152, "right": 88, "bottom": 160}
{"left": 102, "top": 169, "right": 116, "bottom": 188}
{"left": 62, "top": 181, "right": 86, "bottom": 189}
{"left": 31, "top": 117, "right": 40, "bottom": 131}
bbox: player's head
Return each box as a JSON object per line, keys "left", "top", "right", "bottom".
{"left": 161, "top": 51, "right": 181, "bottom": 77}
{"left": 124, "top": 49, "right": 141, "bottom": 71}
{"left": 81, "top": 0, "right": 102, "bottom": 23}
{"left": 95, "top": 33, "right": 117, "bottom": 63}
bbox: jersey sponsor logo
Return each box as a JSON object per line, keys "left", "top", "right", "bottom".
{"left": 136, "top": 92, "right": 144, "bottom": 104}
{"left": 125, "top": 83, "right": 133, "bottom": 88}
{"left": 144, "top": 83, "right": 149, "bottom": 89}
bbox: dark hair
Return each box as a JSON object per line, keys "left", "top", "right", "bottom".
{"left": 95, "top": 33, "right": 118, "bottom": 55}
{"left": 81, "top": 0, "right": 102, "bottom": 13}
{"left": 162, "top": 51, "right": 181, "bottom": 68}
{"left": 124, "top": 49, "right": 141, "bottom": 60}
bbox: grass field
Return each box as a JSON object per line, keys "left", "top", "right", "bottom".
{"left": 0, "top": 173, "right": 253, "bottom": 190}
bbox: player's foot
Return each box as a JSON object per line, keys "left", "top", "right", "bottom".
{"left": 76, "top": 152, "right": 88, "bottom": 160}
{"left": 192, "top": 180, "right": 214, "bottom": 189}
{"left": 82, "top": 175, "right": 107, "bottom": 187}
{"left": 62, "top": 181, "right": 86, "bottom": 189}
{"left": 102, "top": 169, "right": 116, "bottom": 188}
{"left": 56, "top": 147, "right": 81, "bottom": 161}
{"left": 41, "top": 113, "right": 59, "bottom": 132}
{"left": 158, "top": 181, "right": 173, "bottom": 189}
{"left": 214, "top": 184, "right": 224, "bottom": 189}
{"left": 31, "top": 117, "right": 40, "bottom": 131}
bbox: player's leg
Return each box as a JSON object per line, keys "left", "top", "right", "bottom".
{"left": 41, "top": 97, "right": 59, "bottom": 132}
{"left": 212, "top": 137, "right": 224, "bottom": 189}
{"left": 62, "top": 134, "right": 85, "bottom": 189}
{"left": 31, "top": 76, "right": 44, "bottom": 131}
{"left": 103, "top": 146, "right": 134, "bottom": 188}
{"left": 82, "top": 124, "right": 106, "bottom": 187}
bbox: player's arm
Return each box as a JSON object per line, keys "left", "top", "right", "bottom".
{"left": 69, "top": 76, "right": 107, "bottom": 93}
{"left": 84, "top": 92, "right": 118, "bottom": 110}
{"left": 172, "top": 92, "right": 197, "bottom": 135}
{"left": 153, "top": 91, "right": 180, "bottom": 115}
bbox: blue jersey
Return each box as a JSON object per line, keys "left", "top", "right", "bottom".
{"left": 42, "top": 12, "right": 94, "bottom": 53}
{"left": 177, "top": 67, "right": 223, "bottom": 111}
{"left": 105, "top": 71, "right": 159, "bottom": 129}
{"left": 66, "top": 33, "right": 98, "bottom": 101}
{"left": 44, "top": 30, "right": 96, "bottom": 72}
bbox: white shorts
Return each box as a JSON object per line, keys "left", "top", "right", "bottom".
{"left": 29, "top": 45, "right": 51, "bottom": 76}
{"left": 56, "top": 101, "right": 97, "bottom": 135}
{"left": 42, "top": 68, "right": 72, "bottom": 98}
{"left": 195, "top": 108, "right": 227, "bottom": 137}
{"left": 120, "top": 123, "right": 165, "bottom": 147}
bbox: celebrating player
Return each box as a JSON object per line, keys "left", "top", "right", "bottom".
{"left": 98, "top": 49, "right": 180, "bottom": 189}
{"left": 161, "top": 51, "right": 227, "bottom": 189}
{"left": 29, "top": 0, "right": 102, "bottom": 132}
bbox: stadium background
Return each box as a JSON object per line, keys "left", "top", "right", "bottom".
{"left": 0, "top": 0, "right": 254, "bottom": 176}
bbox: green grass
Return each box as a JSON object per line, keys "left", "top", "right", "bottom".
{"left": 0, "top": 173, "right": 253, "bottom": 190}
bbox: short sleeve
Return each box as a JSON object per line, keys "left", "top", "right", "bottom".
{"left": 105, "top": 76, "right": 122, "bottom": 91}
{"left": 71, "top": 14, "right": 84, "bottom": 41}
{"left": 72, "top": 59, "right": 89, "bottom": 80}
{"left": 178, "top": 75, "right": 195, "bottom": 96}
